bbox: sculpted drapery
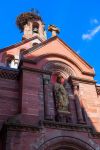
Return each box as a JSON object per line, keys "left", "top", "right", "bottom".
{"left": 54, "top": 75, "right": 69, "bottom": 113}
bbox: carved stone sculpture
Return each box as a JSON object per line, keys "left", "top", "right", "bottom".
{"left": 54, "top": 75, "right": 69, "bottom": 113}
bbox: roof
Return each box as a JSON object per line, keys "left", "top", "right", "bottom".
{"left": 0, "top": 36, "right": 43, "bottom": 52}
{"left": 22, "top": 36, "right": 93, "bottom": 70}
{"left": 0, "top": 35, "right": 94, "bottom": 71}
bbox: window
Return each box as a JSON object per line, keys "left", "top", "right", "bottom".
{"left": 6, "top": 54, "right": 15, "bottom": 68}
{"left": 32, "top": 22, "right": 39, "bottom": 34}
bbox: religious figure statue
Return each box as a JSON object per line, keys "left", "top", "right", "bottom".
{"left": 53, "top": 75, "right": 69, "bottom": 113}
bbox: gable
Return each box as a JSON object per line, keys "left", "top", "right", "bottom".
{"left": 23, "top": 37, "right": 95, "bottom": 78}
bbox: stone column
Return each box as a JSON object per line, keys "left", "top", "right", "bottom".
{"left": 73, "top": 82, "right": 85, "bottom": 124}
{"left": 43, "top": 74, "right": 55, "bottom": 120}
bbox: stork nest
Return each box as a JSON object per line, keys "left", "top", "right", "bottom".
{"left": 16, "top": 12, "right": 42, "bottom": 32}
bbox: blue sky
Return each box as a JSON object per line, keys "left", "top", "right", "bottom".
{"left": 0, "top": 0, "right": 100, "bottom": 83}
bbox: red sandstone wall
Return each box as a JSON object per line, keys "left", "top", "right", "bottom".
{"left": 0, "top": 67, "right": 100, "bottom": 150}
{"left": 79, "top": 83, "right": 100, "bottom": 132}
{"left": 0, "top": 78, "right": 19, "bottom": 125}
{"left": 97, "top": 95, "right": 100, "bottom": 101}
{"left": 5, "top": 129, "right": 100, "bottom": 150}
{"left": 0, "top": 37, "right": 100, "bottom": 149}
{"left": 20, "top": 70, "right": 44, "bottom": 123}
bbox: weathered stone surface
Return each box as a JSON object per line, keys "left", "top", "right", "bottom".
{"left": 0, "top": 14, "right": 100, "bottom": 149}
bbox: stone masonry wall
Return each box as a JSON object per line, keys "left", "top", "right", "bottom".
{"left": 0, "top": 78, "right": 19, "bottom": 126}
{"left": 79, "top": 82, "right": 100, "bottom": 132}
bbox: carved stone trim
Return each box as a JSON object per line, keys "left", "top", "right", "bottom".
{"left": 90, "top": 132, "right": 100, "bottom": 139}
{"left": 43, "top": 120, "right": 91, "bottom": 132}
{"left": 69, "top": 76, "right": 96, "bottom": 84}
{"left": 0, "top": 67, "right": 19, "bottom": 80}
{"left": 2, "top": 120, "right": 100, "bottom": 139}
{"left": 82, "top": 71, "right": 95, "bottom": 77}
{"left": 43, "top": 61, "right": 75, "bottom": 78}
{"left": 42, "top": 120, "right": 100, "bottom": 139}
{"left": 21, "top": 66, "right": 52, "bottom": 75}
{"left": 31, "top": 52, "right": 94, "bottom": 77}
{"left": 4, "top": 122, "right": 41, "bottom": 132}
{"left": 39, "top": 136, "right": 95, "bottom": 150}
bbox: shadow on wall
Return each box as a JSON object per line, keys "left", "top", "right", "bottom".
{"left": 0, "top": 55, "right": 100, "bottom": 150}
{"left": 21, "top": 53, "right": 100, "bottom": 134}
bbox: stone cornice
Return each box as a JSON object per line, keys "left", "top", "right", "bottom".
{"left": 43, "top": 120, "right": 92, "bottom": 132}
{"left": 0, "top": 65, "right": 52, "bottom": 80}
{"left": 20, "top": 58, "right": 36, "bottom": 64}
{"left": 21, "top": 66, "right": 52, "bottom": 75}
{"left": 2, "top": 120, "right": 92, "bottom": 133}
{"left": 90, "top": 132, "right": 100, "bottom": 139}
{"left": 4, "top": 122, "right": 41, "bottom": 132}
{"left": 2, "top": 120, "right": 100, "bottom": 139}
{"left": 82, "top": 71, "right": 95, "bottom": 77}
{"left": 43, "top": 120, "right": 100, "bottom": 139}
{"left": 69, "top": 76, "right": 96, "bottom": 84}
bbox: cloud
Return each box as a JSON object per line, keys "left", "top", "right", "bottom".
{"left": 82, "top": 25, "right": 100, "bottom": 40}
{"left": 90, "top": 18, "right": 99, "bottom": 24}
{"left": 76, "top": 50, "right": 80, "bottom": 54}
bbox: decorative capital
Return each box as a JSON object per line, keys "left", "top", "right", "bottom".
{"left": 43, "top": 74, "right": 51, "bottom": 84}
{"left": 70, "top": 80, "right": 79, "bottom": 89}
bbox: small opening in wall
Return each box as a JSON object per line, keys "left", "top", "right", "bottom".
{"left": 32, "top": 43, "right": 38, "bottom": 46}
{"left": 32, "top": 22, "right": 39, "bottom": 34}
{"left": 6, "top": 54, "right": 15, "bottom": 68}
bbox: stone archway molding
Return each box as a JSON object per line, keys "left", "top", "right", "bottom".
{"left": 43, "top": 60, "right": 76, "bottom": 78}
{"left": 33, "top": 53, "right": 94, "bottom": 77}
{"left": 38, "top": 136, "right": 96, "bottom": 150}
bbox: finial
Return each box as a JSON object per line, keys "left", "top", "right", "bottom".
{"left": 48, "top": 25, "right": 60, "bottom": 37}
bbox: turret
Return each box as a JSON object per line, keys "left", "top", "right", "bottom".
{"left": 16, "top": 11, "right": 47, "bottom": 42}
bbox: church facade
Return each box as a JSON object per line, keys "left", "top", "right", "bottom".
{"left": 0, "top": 11, "right": 100, "bottom": 150}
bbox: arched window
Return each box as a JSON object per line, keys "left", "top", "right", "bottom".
{"left": 32, "top": 22, "right": 39, "bottom": 34}
{"left": 6, "top": 54, "right": 15, "bottom": 68}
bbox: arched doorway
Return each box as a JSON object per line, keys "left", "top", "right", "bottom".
{"left": 38, "top": 136, "right": 95, "bottom": 150}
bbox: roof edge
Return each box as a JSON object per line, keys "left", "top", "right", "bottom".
{"left": 57, "top": 37, "right": 93, "bottom": 69}
{"left": 23, "top": 36, "right": 94, "bottom": 70}
{"left": 0, "top": 35, "right": 94, "bottom": 72}
{"left": 0, "top": 35, "right": 44, "bottom": 52}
